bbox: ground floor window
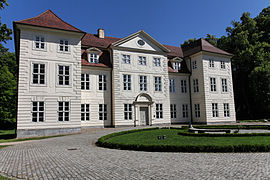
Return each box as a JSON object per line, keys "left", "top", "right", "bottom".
{"left": 99, "top": 104, "right": 107, "bottom": 120}
{"left": 212, "top": 103, "right": 218, "bottom": 117}
{"left": 81, "top": 104, "right": 90, "bottom": 121}
{"left": 156, "top": 104, "right": 163, "bottom": 119}
{"left": 124, "top": 104, "right": 132, "bottom": 120}
{"left": 224, "top": 103, "right": 230, "bottom": 117}
{"left": 182, "top": 104, "right": 188, "bottom": 118}
{"left": 170, "top": 104, "right": 176, "bottom": 118}
{"left": 58, "top": 101, "right": 69, "bottom": 121}
{"left": 194, "top": 104, "right": 200, "bottom": 118}
{"left": 32, "top": 101, "right": 44, "bottom": 122}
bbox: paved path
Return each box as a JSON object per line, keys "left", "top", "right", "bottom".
{"left": 1, "top": 127, "right": 270, "bottom": 179}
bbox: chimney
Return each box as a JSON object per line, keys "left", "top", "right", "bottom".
{"left": 98, "top": 28, "right": 104, "bottom": 38}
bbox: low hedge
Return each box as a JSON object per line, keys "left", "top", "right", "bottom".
{"left": 193, "top": 125, "right": 270, "bottom": 129}
{"left": 178, "top": 130, "right": 270, "bottom": 137}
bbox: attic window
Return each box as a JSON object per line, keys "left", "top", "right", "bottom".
{"left": 89, "top": 53, "right": 99, "bottom": 63}
{"left": 174, "top": 62, "right": 181, "bottom": 71}
{"left": 35, "top": 36, "right": 45, "bottom": 49}
{"left": 59, "top": 40, "right": 69, "bottom": 52}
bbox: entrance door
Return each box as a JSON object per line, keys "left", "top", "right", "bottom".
{"left": 140, "top": 107, "right": 149, "bottom": 125}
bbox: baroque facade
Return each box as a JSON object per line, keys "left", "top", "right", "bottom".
{"left": 14, "top": 10, "right": 236, "bottom": 138}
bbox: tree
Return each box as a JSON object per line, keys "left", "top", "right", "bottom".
{"left": 0, "top": 0, "right": 12, "bottom": 44}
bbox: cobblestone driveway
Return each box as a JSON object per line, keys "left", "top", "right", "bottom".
{"left": 1, "top": 127, "right": 270, "bottom": 179}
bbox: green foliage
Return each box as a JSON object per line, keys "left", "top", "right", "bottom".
{"left": 0, "top": 0, "right": 11, "bottom": 43}
{"left": 181, "top": 38, "right": 197, "bottom": 47}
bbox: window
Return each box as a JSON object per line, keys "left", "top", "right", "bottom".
{"left": 58, "top": 65, "right": 69, "bottom": 85}
{"left": 124, "top": 104, "right": 132, "bottom": 120}
{"left": 209, "top": 60, "right": 214, "bottom": 67}
{"left": 174, "top": 62, "right": 181, "bottom": 70}
{"left": 32, "top": 63, "right": 45, "bottom": 84}
{"left": 181, "top": 80, "right": 187, "bottom": 93}
{"left": 221, "top": 61, "right": 225, "bottom": 69}
{"left": 81, "top": 104, "right": 90, "bottom": 121}
{"left": 221, "top": 78, "right": 228, "bottom": 92}
{"left": 98, "top": 75, "right": 107, "bottom": 90}
{"left": 170, "top": 104, "right": 177, "bottom": 119}
{"left": 81, "top": 74, "right": 90, "bottom": 90}
{"left": 182, "top": 104, "right": 188, "bottom": 118}
{"left": 154, "top": 77, "right": 162, "bottom": 91}
{"left": 35, "top": 36, "right": 45, "bottom": 49}
{"left": 212, "top": 103, "right": 218, "bottom": 117}
{"left": 59, "top": 40, "right": 69, "bottom": 52}
{"left": 156, "top": 104, "right": 163, "bottom": 119}
{"left": 210, "top": 77, "right": 216, "bottom": 92}
{"left": 193, "top": 79, "right": 199, "bottom": 93}
{"left": 123, "top": 74, "right": 131, "bottom": 90}
{"left": 139, "top": 75, "right": 147, "bottom": 91}
{"left": 153, "top": 57, "right": 161, "bottom": 67}
{"left": 99, "top": 104, "right": 107, "bottom": 120}
{"left": 224, "top": 103, "right": 230, "bottom": 117}
{"left": 192, "top": 61, "right": 197, "bottom": 69}
{"left": 89, "top": 53, "right": 99, "bottom": 63}
{"left": 194, "top": 104, "right": 200, "bottom": 118}
{"left": 32, "top": 101, "right": 44, "bottom": 122}
{"left": 58, "top": 102, "right": 69, "bottom": 121}
{"left": 138, "top": 56, "right": 146, "bottom": 65}
{"left": 169, "top": 79, "right": 175, "bottom": 93}
{"left": 122, "top": 54, "right": 130, "bottom": 64}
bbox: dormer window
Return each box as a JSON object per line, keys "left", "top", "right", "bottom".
{"left": 89, "top": 53, "right": 99, "bottom": 63}
{"left": 35, "top": 36, "right": 45, "bottom": 49}
{"left": 59, "top": 40, "right": 69, "bottom": 52}
{"left": 86, "top": 48, "right": 102, "bottom": 64}
{"left": 174, "top": 62, "right": 181, "bottom": 71}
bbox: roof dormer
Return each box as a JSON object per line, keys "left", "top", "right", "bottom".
{"left": 86, "top": 47, "right": 102, "bottom": 64}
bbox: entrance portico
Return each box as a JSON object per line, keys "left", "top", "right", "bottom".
{"left": 133, "top": 93, "right": 153, "bottom": 126}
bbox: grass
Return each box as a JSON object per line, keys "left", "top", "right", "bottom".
{"left": 0, "top": 175, "right": 10, "bottom": 180}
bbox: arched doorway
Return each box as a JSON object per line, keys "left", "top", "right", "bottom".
{"left": 133, "top": 93, "right": 153, "bottom": 126}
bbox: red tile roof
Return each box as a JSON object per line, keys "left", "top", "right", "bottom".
{"left": 15, "top": 10, "right": 85, "bottom": 33}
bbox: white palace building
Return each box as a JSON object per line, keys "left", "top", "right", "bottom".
{"left": 14, "top": 10, "right": 236, "bottom": 137}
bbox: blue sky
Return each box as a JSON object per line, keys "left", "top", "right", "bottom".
{"left": 1, "top": 0, "right": 269, "bottom": 52}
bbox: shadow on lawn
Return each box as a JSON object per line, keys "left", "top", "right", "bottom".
{"left": 0, "top": 130, "right": 16, "bottom": 140}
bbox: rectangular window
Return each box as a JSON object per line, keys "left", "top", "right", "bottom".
{"left": 122, "top": 54, "right": 130, "bottom": 64}
{"left": 174, "top": 62, "right": 181, "bottom": 70}
{"left": 59, "top": 40, "right": 69, "bottom": 52}
{"left": 192, "top": 61, "right": 197, "bottom": 69}
{"left": 81, "top": 104, "right": 90, "bottom": 121}
{"left": 156, "top": 104, "right": 163, "bottom": 119}
{"left": 123, "top": 74, "right": 131, "bottom": 90}
{"left": 221, "top": 61, "right": 225, "bottom": 69}
{"left": 210, "top": 77, "right": 216, "bottom": 92}
{"left": 81, "top": 74, "right": 90, "bottom": 90}
{"left": 89, "top": 53, "right": 99, "bottom": 63}
{"left": 221, "top": 78, "right": 228, "bottom": 92}
{"left": 209, "top": 60, "right": 214, "bottom": 67}
{"left": 58, "top": 65, "right": 69, "bottom": 85}
{"left": 124, "top": 104, "right": 132, "bottom": 120}
{"left": 169, "top": 79, "right": 175, "bottom": 92}
{"left": 193, "top": 79, "right": 199, "bottom": 93}
{"left": 139, "top": 75, "right": 147, "bottom": 91}
{"left": 212, "top": 103, "right": 218, "bottom": 117}
{"left": 224, "top": 103, "right": 230, "bottom": 117}
{"left": 99, "top": 104, "right": 107, "bottom": 120}
{"left": 32, "top": 101, "right": 44, "bottom": 122}
{"left": 98, "top": 75, "right": 107, "bottom": 90}
{"left": 182, "top": 104, "right": 188, "bottom": 118}
{"left": 138, "top": 56, "right": 146, "bottom": 65}
{"left": 194, "top": 104, "right": 200, "bottom": 118}
{"left": 170, "top": 104, "right": 177, "bottom": 119}
{"left": 35, "top": 36, "right": 45, "bottom": 49}
{"left": 154, "top": 76, "right": 162, "bottom": 91}
{"left": 181, "top": 80, "right": 187, "bottom": 93}
{"left": 153, "top": 57, "right": 161, "bottom": 67}
{"left": 58, "top": 102, "right": 69, "bottom": 121}
{"left": 32, "top": 63, "right": 45, "bottom": 84}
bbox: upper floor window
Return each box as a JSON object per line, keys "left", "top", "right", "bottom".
{"left": 209, "top": 60, "right": 214, "bottom": 68}
{"left": 224, "top": 103, "right": 230, "bottom": 117}
{"left": 89, "top": 53, "right": 99, "bottom": 63}
{"left": 59, "top": 40, "right": 69, "bottom": 52}
{"left": 210, "top": 77, "right": 216, "bottom": 92}
{"left": 181, "top": 80, "right": 187, "bottom": 93}
{"left": 153, "top": 58, "right": 161, "bottom": 67}
{"left": 123, "top": 74, "right": 131, "bottom": 90}
{"left": 192, "top": 61, "right": 197, "bottom": 69}
{"left": 194, "top": 104, "right": 200, "bottom": 118}
{"left": 138, "top": 56, "right": 146, "bottom": 65}
{"left": 58, "top": 101, "right": 69, "bottom": 121}
{"left": 58, "top": 65, "right": 69, "bottom": 85}
{"left": 170, "top": 104, "right": 177, "bottom": 119}
{"left": 212, "top": 103, "right": 218, "bottom": 117}
{"left": 81, "top": 74, "right": 90, "bottom": 90}
{"left": 221, "top": 78, "right": 228, "bottom": 92}
{"left": 122, "top": 54, "right": 131, "bottom": 64}
{"left": 169, "top": 79, "right": 175, "bottom": 93}
{"left": 98, "top": 75, "right": 107, "bottom": 90}
{"left": 156, "top": 104, "right": 163, "bottom": 119}
{"left": 32, "top": 101, "right": 44, "bottom": 122}
{"left": 221, "top": 61, "right": 225, "bottom": 69}
{"left": 174, "top": 62, "right": 181, "bottom": 71}
{"left": 182, "top": 104, "right": 188, "bottom": 118}
{"left": 35, "top": 36, "right": 45, "bottom": 49}
{"left": 154, "top": 77, "right": 162, "bottom": 91}
{"left": 81, "top": 104, "right": 90, "bottom": 121}
{"left": 124, "top": 104, "right": 132, "bottom": 120}
{"left": 193, "top": 79, "right": 199, "bottom": 93}
{"left": 139, "top": 75, "right": 147, "bottom": 91}
{"left": 32, "top": 63, "right": 45, "bottom": 85}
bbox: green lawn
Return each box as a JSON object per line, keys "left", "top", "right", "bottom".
{"left": 0, "top": 174, "right": 10, "bottom": 180}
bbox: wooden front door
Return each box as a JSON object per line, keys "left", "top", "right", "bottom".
{"left": 140, "top": 107, "right": 149, "bottom": 125}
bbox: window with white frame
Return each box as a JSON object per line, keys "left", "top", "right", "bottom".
{"left": 32, "top": 101, "right": 44, "bottom": 122}
{"left": 81, "top": 104, "right": 90, "bottom": 121}
{"left": 194, "top": 104, "right": 200, "bottom": 118}
{"left": 139, "top": 75, "right": 147, "bottom": 91}
{"left": 35, "top": 36, "right": 45, "bottom": 49}
{"left": 221, "top": 61, "right": 225, "bottom": 69}
{"left": 58, "top": 101, "right": 69, "bottom": 121}
{"left": 59, "top": 40, "right": 69, "bottom": 52}
{"left": 181, "top": 80, "right": 187, "bottom": 93}
{"left": 174, "top": 62, "right": 181, "bottom": 71}
{"left": 221, "top": 78, "right": 228, "bottom": 92}
{"left": 156, "top": 104, "right": 163, "bottom": 119}
{"left": 89, "top": 53, "right": 99, "bottom": 63}
{"left": 209, "top": 60, "right": 214, "bottom": 67}
{"left": 153, "top": 57, "right": 161, "bottom": 67}
{"left": 169, "top": 79, "right": 175, "bottom": 92}
{"left": 81, "top": 74, "right": 90, "bottom": 90}
{"left": 32, "top": 63, "right": 45, "bottom": 84}
{"left": 58, "top": 65, "right": 69, "bottom": 85}
{"left": 212, "top": 103, "right": 218, "bottom": 117}
{"left": 122, "top": 54, "right": 130, "bottom": 64}
{"left": 210, "top": 77, "right": 216, "bottom": 92}
{"left": 224, "top": 103, "right": 230, "bottom": 117}
{"left": 99, "top": 104, "right": 107, "bottom": 120}
{"left": 98, "top": 75, "right": 107, "bottom": 90}
{"left": 123, "top": 74, "right": 131, "bottom": 90}
{"left": 170, "top": 104, "right": 177, "bottom": 119}
{"left": 193, "top": 79, "right": 199, "bottom": 92}
{"left": 124, "top": 104, "right": 132, "bottom": 120}
{"left": 192, "top": 60, "right": 197, "bottom": 69}
{"left": 182, "top": 104, "right": 188, "bottom": 118}
{"left": 138, "top": 56, "right": 146, "bottom": 65}
{"left": 154, "top": 76, "right": 162, "bottom": 91}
